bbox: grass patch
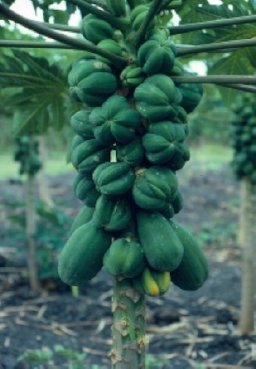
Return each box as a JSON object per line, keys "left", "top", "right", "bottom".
{"left": 0, "top": 151, "right": 72, "bottom": 180}
{"left": 190, "top": 143, "right": 232, "bottom": 170}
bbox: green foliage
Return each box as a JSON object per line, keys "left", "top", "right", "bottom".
{"left": 14, "top": 135, "right": 42, "bottom": 176}
{"left": 0, "top": 50, "right": 73, "bottom": 136}
{"left": 188, "top": 85, "right": 234, "bottom": 144}
{"left": 175, "top": 1, "right": 256, "bottom": 105}
{"left": 18, "top": 345, "right": 87, "bottom": 369}
{"left": 1, "top": 0, "right": 76, "bottom": 24}
{"left": 6, "top": 198, "right": 70, "bottom": 280}
{"left": 230, "top": 94, "right": 256, "bottom": 182}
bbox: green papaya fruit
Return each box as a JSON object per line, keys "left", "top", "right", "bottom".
{"left": 116, "top": 137, "right": 145, "bottom": 167}
{"left": 70, "top": 110, "right": 94, "bottom": 139}
{"left": 81, "top": 14, "right": 115, "bottom": 43}
{"left": 93, "top": 162, "right": 135, "bottom": 196}
{"left": 136, "top": 211, "right": 184, "bottom": 271}
{"left": 103, "top": 238, "right": 146, "bottom": 278}
{"left": 72, "top": 173, "right": 99, "bottom": 206}
{"left": 132, "top": 167, "right": 178, "bottom": 211}
{"left": 69, "top": 206, "right": 94, "bottom": 235}
{"left": 93, "top": 195, "right": 131, "bottom": 231}
{"left": 58, "top": 222, "right": 111, "bottom": 285}
{"left": 170, "top": 221, "right": 208, "bottom": 291}
{"left": 134, "top": 74, "right": 182, "bottom": 121}
{"left": 71, "top": 139, "right": 110, "bottom": 174}
{"left": 89, "top": 95, "right": 142, "bottom": 145}
{"left": 137, "top": 36, "right": 176, "bottom": 75}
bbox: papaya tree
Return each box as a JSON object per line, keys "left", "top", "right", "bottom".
{"left": 1, "top": 0, "right": 256, "bottom": 367}
{"left": 0, "top": 49, "right": 72, "bottom": 291}
{"left": 230, "top": 94, "right": 256, "bottom": 334}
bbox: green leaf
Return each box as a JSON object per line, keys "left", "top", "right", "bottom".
{"left": 208, "top": 51, "right": 253, "bottom": 106}
{"left": 0, "top": 50, "right": 71, "bottom": 135}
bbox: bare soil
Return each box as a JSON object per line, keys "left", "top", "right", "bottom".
{"left": 0, "top": 164, "right": 255, "bottom": 369}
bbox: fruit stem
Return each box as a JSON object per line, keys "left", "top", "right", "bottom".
{"left": 169, "top": 14, "right": 256, "bottom": 35}
{"left": 111, "top": 277, "right": 146, "bottom": 369}
{"left": 0, "top": 3, "right": 127, "bottom": 67}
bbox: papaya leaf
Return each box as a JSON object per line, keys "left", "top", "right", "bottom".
{"left": 0, "top": 50, "right": 71, "bottom": 135}
{"left": 208, "top": 51, "right": 253, "bottom": 106}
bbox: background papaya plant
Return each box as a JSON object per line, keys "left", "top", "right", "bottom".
{"left": 230, "top": 94, "right": 256, "bottom": 334}
{"left": 0, "top": 49, "right": 75, "bottom": 291}
{"left": 1, "top": 0, "right": 256, "bottom": 367}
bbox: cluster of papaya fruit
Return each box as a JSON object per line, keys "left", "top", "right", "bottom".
{"left": 231, "top": 95, "right": 256, "bottom": 183}
{"left": 58, "top": 0, "right": 208, "bottom": 296}
{"left": 14, "top": 136, "right": 42, "bottom": 176}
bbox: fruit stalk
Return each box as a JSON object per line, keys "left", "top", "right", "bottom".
{"left": 111, "top": 277, "right": 146, "bottom": 369}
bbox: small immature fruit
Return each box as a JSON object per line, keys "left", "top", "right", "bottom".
{"left": 136, "top": 211, "right": 184, "bottom": 271}
{"left": 103, "top": 238, "right": 146, "bottom": 278}
{"left": 93, "top": 195, "right": 131, "bottom": 231}
{"left": 89, "top": 95, "right": 142, "bottom": 145}
{"left": 93, "top": 162, "right": 135, "bottom": 196}
{"left": 134, "top": 74, "right": 182, "bottom": 121}
{"left": 120, "top": 64, "right": 145, "bottom": 88}
{"left": 70, "top": 110, "right": 94, "bottom": 139}
{"left": 69, "top": 206, "right": 94, "bottom": 235}
{"left": 72, "top": 173, "right": 99, "bottom": 206}
{"left": 106, "top": 0, "right": 127, "bottom": 16}
{"left": 82, "top": 14, "right": 115, "bottom": 43}
{"left": 116, "top": 137, "right": 145, "bottom": 167}
{"left": 137, "top": 36, "right": 176, "bottom": 75}
{"left": 143, "top": 121, "right": 189, "bottom": 170}
{"left": 58, "top": 222, "right": 112, "bottom": 286}
{"left": 71, "top": 139, "right": 110, "bottom": 174}
{"left": 132, "top": 167, "right": 178, "bottom": 211}
{"left": 68, "top": 58, "right": 117, "bottom": 107}
{"left": 178, "top": 79, "right": 204, "bottom": 113}
{"left": 133, "top": 268, "right": 171, "bottom": 296}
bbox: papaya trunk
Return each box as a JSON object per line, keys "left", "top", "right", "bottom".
{"left": 239, "top": 178, "right": 256, "bottom": 334}
{"left": 37, "top": 137, "right": 54, "bottom": 209}
{"left": 25, "top": 174, "right": 40, "bottom": 292}
{"left": 111, "top": 277, "right": 146, "bottom": 369}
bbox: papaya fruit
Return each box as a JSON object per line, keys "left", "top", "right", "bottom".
{"left": 68, "top": 58, "right": 117, "bottom": 107}
{"left": 137, "top": 36, "right": 176, "bottom": 75}
{"left": 71, "top": 139, "right": 110, "bottom": 174}
{"left": 116, "top": 137, "right": 145, "bottom": 167}
{"left": 136, "top": 211, "right": 184, "bottom": 271}
{"left": 106, "top": 0, "right": 127, "bottom": 16}
{"left": 93, "top": 195, "right": 131, "bottom": 231}
{"left": 134, "top": 74, "right": 182, "bottom": 121}
{"left": 132, "top": 166, "right": 178, "bottom": 211}
{"left": 70, "top": 110, "right": 94, "bottom": 139}
{"left": 89, "top": 95, "right": 142, "bottom": 145}
{"left": 72, "top": 173, "right": 99, "bottom": 206}
{"left": 93, "top": 162, "right": 135, "bottom": 196}
{"left": 58, "top": 222, "right": 111, "bottom": 286}
{"left": 133, "top": 268, "right": 171, "bottom": 296}
{"left": 69, "top": 206, "right": 94, "bottom": 235}
{"left": 103, "top": 238, "right": 146, "bottom": 278}
{"left": 143, "top": 121, "right": 189, "bottom": 170}
{"left": 120, "top": 64, "right": 145, "bottom": 88}
{"left": 178, "top": 79, "right": 203, "bottom": 113}
{"left": 170, "top": 221, "right": 208, "bottom": 291}
{"left": 81, "top": 14, "right": 115, "bottom": 43}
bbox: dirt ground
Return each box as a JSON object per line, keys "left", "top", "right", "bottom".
{"left": 0, "top": 163, "right": 256, "bottom": 369}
